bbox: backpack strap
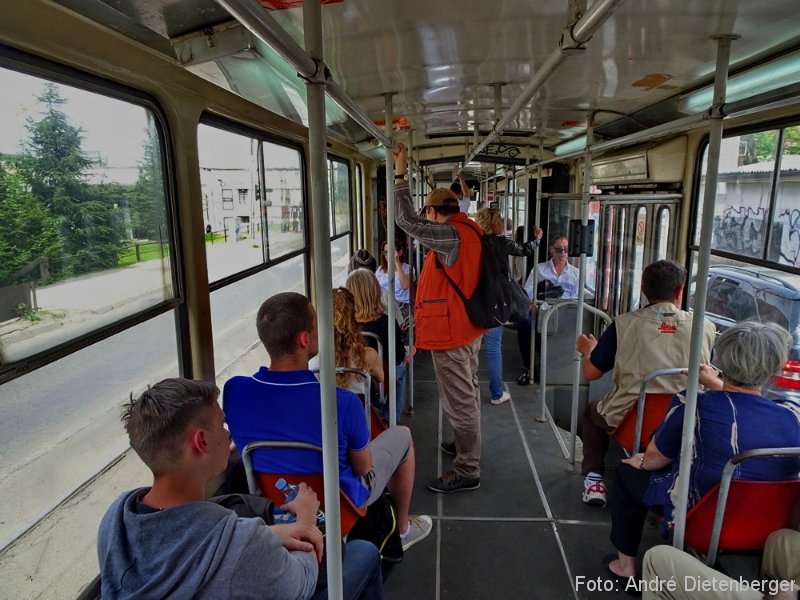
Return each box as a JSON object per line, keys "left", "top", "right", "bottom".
{"left": 433, "top": 221, "right": 482, "bottom": 303}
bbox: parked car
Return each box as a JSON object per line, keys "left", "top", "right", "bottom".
{"left": 689, "top": 265, "right": 800, "bottom": 400}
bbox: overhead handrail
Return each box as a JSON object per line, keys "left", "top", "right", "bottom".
{"left": 466, "top": 0, "right": 625, "bottom": 164}
{"left": 537, "top": 300, "right": 612, "bottom": 463}
{"left": 215, "top": 0, "right": 392, "bottom": 148}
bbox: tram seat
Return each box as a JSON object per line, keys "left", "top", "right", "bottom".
{"left": 241, "top": 440, "right": 367, "bottom": 537}
{"left": 610, "top": 393, "right": 673, "bottom": 455}
{"left": 310, "top": 366, "right": 373, "bottom": 436}
{"left": 610, "top": 367, "right": 686, "bottom": 456}
{"left": 360, "top": 331, "right": 385, "bottom": 406}
{"left": 684, "top": 447, "right": 800, "bottom": 566}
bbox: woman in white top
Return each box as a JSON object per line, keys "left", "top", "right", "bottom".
{"left": 375, "top": 241, "right": 412, "bottom": 328}
{"left": 323, "top": 287, "right": 384, "bottom": 396}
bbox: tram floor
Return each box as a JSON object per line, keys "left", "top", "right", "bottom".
{"left": 384, "top": 327, "right": 664, "bottom": 600}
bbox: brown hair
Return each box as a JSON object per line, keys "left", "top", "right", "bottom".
{"left": 256, "top": 292, "right": 314, "bottom": 359}
{"left": 331, "top": 287, "right": 369, "bottom": 388}
{"left": 122, "top": 378, "right": 219, "bottom": 476}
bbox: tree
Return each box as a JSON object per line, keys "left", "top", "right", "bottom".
{"left": 0, "top": 162, "right": 61, "bottom": 285}
{"left": 16, "top": 82, "right": 122, "bottom": 275}
{"left": 129, "top": 120, "right": 166, "bottom": 241}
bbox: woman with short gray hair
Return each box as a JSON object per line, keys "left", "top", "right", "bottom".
{"left": 602, "top": 321, "right": 800, "bottom": 585}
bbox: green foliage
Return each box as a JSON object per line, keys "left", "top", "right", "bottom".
{"left": 129, "top": 121, "right": 166, "bottom": 241}
{"left": 14, "top": 82, "right": 122, "bottom": 277}
{"left": 15, "top": 303, "right": 41, "bottom": 322}
{"left": 0, "top": 163, "right": 62, "bottom": 285}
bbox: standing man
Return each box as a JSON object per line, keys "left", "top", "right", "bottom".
{"left": 392, "top": 143, "right": 487, "bottom": 493}
{"left": 575, "top": 260, "right": 716, "bottom": 507}
{"left": 450, "top": 172, "right": 471, "bottom": 214}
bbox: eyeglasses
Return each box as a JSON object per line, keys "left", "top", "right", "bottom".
{"left": 553, "top": 246, "right": 568, "bottom": 253}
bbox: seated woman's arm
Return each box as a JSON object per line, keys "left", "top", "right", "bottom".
{"left": 365, "top": 347, "right": 384, "bottom": 383}
{"left": 621, "top": 438, "right": 673, "bottom": 472}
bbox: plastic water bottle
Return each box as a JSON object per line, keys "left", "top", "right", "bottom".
{"left": 274, "top": 478, "right": 326, "bottom": 530}
{"left": 273, "top": 478, "right": 298, "bottom": 523}
{"left": 275, "top": 478, "right": 298, "bottom": 503}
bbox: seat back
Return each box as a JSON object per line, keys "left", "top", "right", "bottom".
{"left": 241, "top": 441, "right": 367, "bottom": 537}
{"left": 610, "top": 393, "right": 673, "bottom": 454}
{"left": 684, "top": 447, "right": 800, "bottom": 566}
{"left": 310, "top": 366, "right": 372, "bottom": 436}
{"left": 360, "top": 331, "right": 385, "bottom": 405}
{"left": 611, "top": 367, "right": 686, "bottom": 455}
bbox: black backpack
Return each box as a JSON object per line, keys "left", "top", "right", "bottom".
{"left": 435, "top": 223, "right": 515, "bottom": 329}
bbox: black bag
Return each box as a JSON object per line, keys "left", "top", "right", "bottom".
{"left": 347, "top": 492, "right": 404, "bottom": 564}
{"left": 435, "top": 224, "right": 515, "bottom": 328}
{"left": 509, "top": 279, "right": 531, "bottom": 321}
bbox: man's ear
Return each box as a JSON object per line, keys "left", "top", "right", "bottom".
{"left": 297, "top": 329, "right": 310, "bottom": 350}
{"left": 189, "top": 429, "right": 208, "bottom": 456}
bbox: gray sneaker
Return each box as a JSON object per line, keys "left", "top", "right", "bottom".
{"left": 427, "top": 469, "right": 481, "bottom": 493}
{"left": 401, "top": 515, "right": 433, "bottom": 551}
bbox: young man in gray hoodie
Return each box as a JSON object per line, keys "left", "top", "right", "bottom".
{"left": 97, "top": 377, "right": 382, "bottom": 599}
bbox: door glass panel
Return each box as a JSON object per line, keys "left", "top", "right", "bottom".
{"left": 768, "top": 124, "right": 800, "bottom": 267}
{"left": 630, "top": 207, "right": 647, "bottom": 310}
{"left": 656, "top": 206, "right": 671, "bottom": 260}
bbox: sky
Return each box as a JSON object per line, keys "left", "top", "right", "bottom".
{"left": 0, "top": 68, "right": 151, "bottom": 171}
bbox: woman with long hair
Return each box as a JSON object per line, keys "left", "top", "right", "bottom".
{"left": 376, "top": 241, "right": 412, "bottom": 329}
{"left": 310, "top": 287, "right": 383, "bottom": 395}
{"left": 345, "top": 268, "right": 407, "bottom": 421}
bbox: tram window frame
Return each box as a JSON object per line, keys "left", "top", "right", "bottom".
{"left": 0, "top": 46, "right": 186, "bottom": 385}
{"left": 690, "top": 119, "right": 800, "bottom": 277}
{"left": 198, "top": 115, "right": 310, "bottom": 293}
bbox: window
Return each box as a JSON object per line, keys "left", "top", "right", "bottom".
{"left": 222, "top": 188, "right": 234, "bottom": 210}
{"left": 0, "top": 65, "right": 177, "bottom": 553}
{"left": 329, "top": 157, "right": 351, "bottom": 236}
{"left": 198, "top": 124, "right": 305, "bottom": 282}
{"left": 655, "top": 206, "right": 671, "bottom": 261}
{"left": 695, "top": 125, "right": 800, "bottom": 268}
{"left": 0, "top": 69, "right": 173, "bottom": 365}
{"left": 630, "top": 207, "right": 647, "bottom": 310}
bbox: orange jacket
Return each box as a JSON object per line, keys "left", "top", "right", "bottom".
{"left": 414, "top": 215, "right": 488, "bottom": 350}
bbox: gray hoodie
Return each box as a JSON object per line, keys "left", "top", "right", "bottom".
{"left": 97, "top": 488, "right": 318, "bottom": 599}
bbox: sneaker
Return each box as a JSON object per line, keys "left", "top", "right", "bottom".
{"left": 427, "top": 470, "right": 481, "bottom": 494}
{"left": 517, "top": 369, "right": 530, "bottom": 385}
{"left": 490, "top": 391, "right": 511, "bottom": 405}
{"left": 400, "top": 515, "right": 433, "bottom": 551}
{"left": 440, "top": 441, "right": 456, "bottom": 455}
{"left": 582, "top": 481, "right": 607, "bottom": 507}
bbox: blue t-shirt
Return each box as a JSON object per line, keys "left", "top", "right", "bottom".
{"left": 223, "top": 368, "right": 371, "bottom": 507}
{"left": 643, "top": 390, "right": 800, "bottom": 525}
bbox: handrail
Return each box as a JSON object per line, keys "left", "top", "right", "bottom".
{"left": 311, "top": 366, "right": 373, "bottom": 434}
{"left": 629, "top": 367, "right": 687, "bottom": 456}
{"left": 360, "top": 331, "right": 385, "bottom": 407}
{"left": 466, "top": 0, "right": 625, "bottom": 164}
{"left": 215, "top": 0, "right": 392, "bottom": 148}
{"left": 537, "top": 300, "right": 612, "bottom": 463}
{"left": 241, "top": 440, "right": 322, "bottom": 495}
{"left": 705, "top": 447, "right": 800, "bottom": 566}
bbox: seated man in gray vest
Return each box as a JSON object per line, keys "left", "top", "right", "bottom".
{"left": 575, "top": 260, "right": 715, "bottom": 507}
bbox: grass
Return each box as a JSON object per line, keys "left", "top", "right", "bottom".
{"left": 117, "top": 242, "right": 170, "bottom": 267}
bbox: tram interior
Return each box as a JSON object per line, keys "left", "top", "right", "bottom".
{"left": 1, "top": 0, "right": 800, "bottom": 598}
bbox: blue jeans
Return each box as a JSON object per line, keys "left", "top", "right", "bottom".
{"left": 482, "top": 325, "right": 504, "bottom": 400}
{"left": 380, "top": 362, "right": 406, "bottom": 423}
{"left": 311, "top": 539, "right": 383, "bottom": 600}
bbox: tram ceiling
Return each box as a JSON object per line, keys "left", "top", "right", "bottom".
{"left": 59, "top": 0, "right": 800, "bottom": 164}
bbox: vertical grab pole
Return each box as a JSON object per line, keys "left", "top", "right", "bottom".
{"left": 534, "top": 137, "right": 545, "bottom": 420}
{"left": 302, "top": 1, "right": 342, "bottom": 596}
{"left": 569, "top": 119, "right": 593, "bottom": 467}
{"left": 673, "top": 34, "right": 737, "bottom": 550}
{"left": 384, "top": 94, "right": 397, "bottom": 427}
{"left": 406, "top": 129, "right": 415, "bottom": 416}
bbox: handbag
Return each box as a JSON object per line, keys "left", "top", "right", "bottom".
{"left": 509, "top": 279, "right": 531, "bottom": 321}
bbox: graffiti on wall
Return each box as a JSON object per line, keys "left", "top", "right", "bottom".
{"left": 712, "top": 204, "right": 800, "bottom": 267}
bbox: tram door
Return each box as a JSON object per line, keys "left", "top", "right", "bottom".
{"left": 595, "top": 199, "right": 679, "bottom": 321}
